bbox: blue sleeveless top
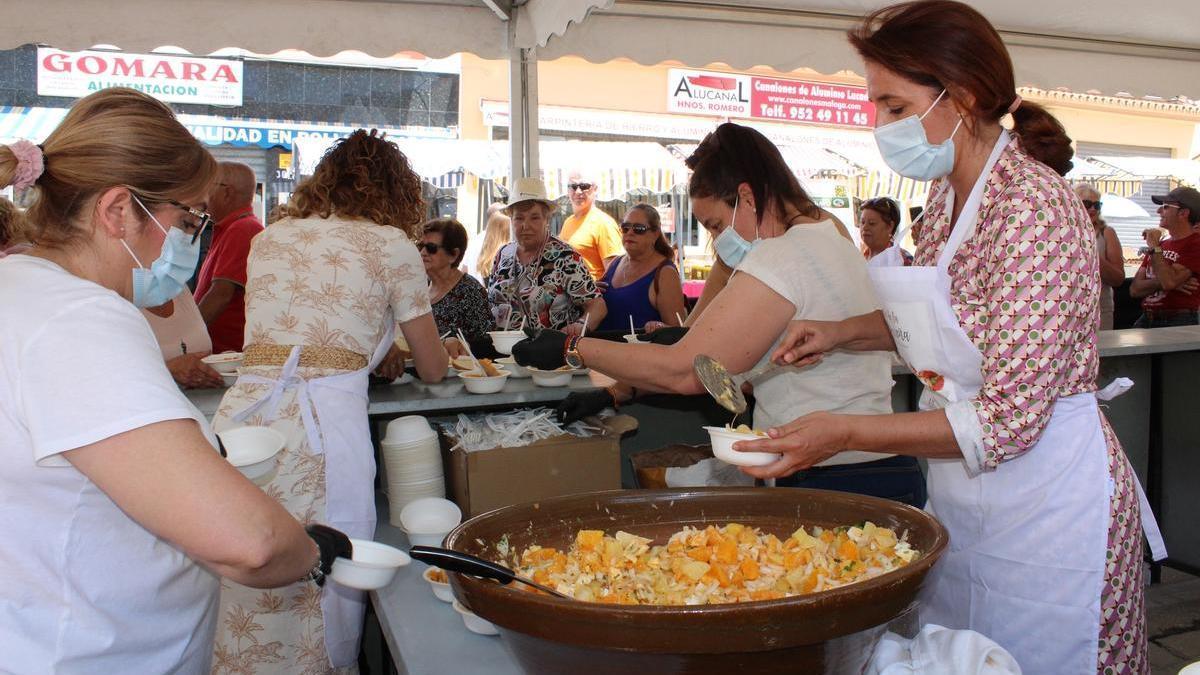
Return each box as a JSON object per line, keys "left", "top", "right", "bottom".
{"left": 597, "top": 256, "right": 673, "bottom": 332}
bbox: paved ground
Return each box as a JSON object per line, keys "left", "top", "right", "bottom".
{"left": 1149, "top": 566, "right": 1200, "bottom": 674}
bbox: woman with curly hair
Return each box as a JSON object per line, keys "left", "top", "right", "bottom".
{"left": 210, "top": 129, "right": 448, "bottom": 672}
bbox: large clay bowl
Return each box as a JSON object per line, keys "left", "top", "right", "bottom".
{"left": 444, "top": 487, "right": 948, "bottom": 675}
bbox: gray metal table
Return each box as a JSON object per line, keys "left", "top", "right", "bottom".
{"left": 370, "top": 497, "right": 521, "bottom": 675}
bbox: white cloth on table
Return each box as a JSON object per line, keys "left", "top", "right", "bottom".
{"left": 867, "top": 624, "right": 1022, "bottom": 675}
{"left": 0, "top": 255, "right": 218, "bottom": 673}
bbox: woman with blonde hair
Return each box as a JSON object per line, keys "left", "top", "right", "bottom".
{"left": 0, "top": 88, "right": 339, "bottom": 672}
{"left": 1073, "top": 183, "right": 1124, "bottom": 330}
{"left": 211, "top": 129, "right": 449, "bottom": 671}
{"left": 471, "top": 205, "right": 511, "bottom": 281}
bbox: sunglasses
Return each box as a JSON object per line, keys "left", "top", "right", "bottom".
{"left": 620, "top": 223, "right": 652, "bottom": 235}
{"left": 1081, "top": 200, "right": 1102, "bottom": 210}
{"left": 568, "top": 182, "right": 594, "bottom": 192}
{"left": 1161, "top": 203, "right": 1183, "bottom": 210}
{"left": 419, "top": 242, "right": 443, "bottom": 255}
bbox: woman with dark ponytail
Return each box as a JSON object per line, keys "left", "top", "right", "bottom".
{"left": 742, "top": 2, "right": 1159, "bottom": 673}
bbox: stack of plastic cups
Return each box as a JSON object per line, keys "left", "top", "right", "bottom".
{"left": 379, "top": 416, "right": 445, "bottom": 526}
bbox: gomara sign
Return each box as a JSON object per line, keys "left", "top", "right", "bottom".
{"left": 37, "top": 49, "right": 244, "bottom": 106}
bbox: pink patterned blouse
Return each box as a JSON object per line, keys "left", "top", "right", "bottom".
{"left": 915, "top": 137, "right": 1100, "bottom": 469}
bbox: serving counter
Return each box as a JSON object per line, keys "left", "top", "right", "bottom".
{"left": 187, "top": 326, "right": 1200, "bottom": 578}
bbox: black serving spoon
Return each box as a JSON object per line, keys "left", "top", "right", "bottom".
{"left": 409, "top": 545, "right": 571, "bottom": 600}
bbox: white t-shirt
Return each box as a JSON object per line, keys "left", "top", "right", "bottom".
{"left": 0, "top": 255, "right": 219, "bottom": 673}
{"left": 736, "top": 222, "right": 895, "bottom": 466}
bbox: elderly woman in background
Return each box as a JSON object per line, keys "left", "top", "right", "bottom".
{"left": 422, "top": 216, "right": 493, "bottom": 340}
{"left": 859, "top": 196, "right": 913, "bottom": 267}
{"left": 486, "top": 177, "right": 605, "bottom": 334}
{"left": 1074, "top": 184, "right": 1125, "bottom": 330}
{"left": 211, "top": 129, "right": 448, "bottom": 670}
{"left": 597, "top": 203, "right": 686, "bottom": 332}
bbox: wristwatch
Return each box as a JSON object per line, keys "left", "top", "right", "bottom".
{"left": 564, "top": 336, "right": 585, "bottom": 369}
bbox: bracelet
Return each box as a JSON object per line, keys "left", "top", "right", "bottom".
{"left": 307, "top": 560, "right": 326, "bottom": 585}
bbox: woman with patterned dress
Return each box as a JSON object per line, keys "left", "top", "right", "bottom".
{"left": 485, "top": 177, "right": 605, "bottom": 335}
{"left": 211, "top": 130, "right": 449, "bottom": 673}
{"left": 739, "top": 3, "right": 1161, "bottom": 673}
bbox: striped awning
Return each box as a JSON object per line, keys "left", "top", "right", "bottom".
{"left": 0, "top": 106, "right": 68, "bottom": 143}
{"left": 824, "top": 147, "right": 931, "bottom": 205}
{"left": 537, "top": 141, "right": 687, "bottom": 200}
{"left": 1066, "top": 157, "right": 1144, "bottom": 197}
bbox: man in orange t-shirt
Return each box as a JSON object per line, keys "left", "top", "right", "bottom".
{"left": 194, "top": 162, "right": 263, "bottom": 353}
{"left": 558, "top": 170, "right": 624, "bottom": 279}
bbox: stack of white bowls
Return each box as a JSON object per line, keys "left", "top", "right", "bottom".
{"left": 380, "top": 416, "right": 445, "bottom": 526}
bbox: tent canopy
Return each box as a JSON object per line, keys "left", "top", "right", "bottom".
{"left": 3, "top": 0, "right": 1198, "bottom": 99}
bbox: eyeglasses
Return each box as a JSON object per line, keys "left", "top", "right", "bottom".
{"left": 1161, "top": 203, "right": 1182, "bottom": 210}
{"left": 568, "top": 183, "right": 594, "bottom": 192}
{"left": 167, "top": 200, "right": 213, "bottom": 244}
{"left": 620, "top": 223, "right": 651, "bottom": 235}
{"left": 419, "top": 242, "right": 443, "bottom": 254}
{"left": 1081, "top": 200, "right": 1102, "bottom": 210}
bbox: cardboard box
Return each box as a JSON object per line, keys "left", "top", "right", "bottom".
{"left": 441, "top": 415, "right": 636, "bottom": 518}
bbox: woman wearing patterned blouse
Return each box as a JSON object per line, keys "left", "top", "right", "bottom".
{"left": 211, "top": 130, "right": 449, "bottom": 672}
{"left": 421, "top": 217, "right": 493, "bottom": 340}
{"left": 741, "top": 3, "right": 1158, "bottom": 673}
{"left": 486, "top": 177, "right": 605, "bottom": 334}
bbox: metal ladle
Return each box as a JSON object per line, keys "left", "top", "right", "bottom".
{"left": 409, "top": 545, "right": 571, "bottom": 600}
{"left": 694, "top": 354, "right": 790, "bottom": 414}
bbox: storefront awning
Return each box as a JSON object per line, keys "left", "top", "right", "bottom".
{"left": 1085, "top": 155, "right": 1200, "bottom": 189}
{"left": 534, "top": 140, "right": 687, "bottom": 200}
{"left": 1065, "top": 157, "right": 1145, "bottom": 198}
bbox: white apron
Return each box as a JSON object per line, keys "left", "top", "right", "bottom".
{"left": 229, "top": 324, "right": 394, "bottom": 668}
{"left": 866, "top": 130, "right": 1119, "bottom": 674}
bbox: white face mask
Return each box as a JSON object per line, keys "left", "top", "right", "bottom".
{"left": 873, "top": 89, "right": 964, "bottom": 181}
{"left": 119, "top": 196, "right": 203, "bottom": 308}
{"left": 713, "top": 195, "right": 759, "bottom": 267}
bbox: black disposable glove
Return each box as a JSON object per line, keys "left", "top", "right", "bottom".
{"left": 511, "top": 327, "right": 568, "bottom": 370}
{"left": 646, "top": 326, "right": 688, "bottom": 346}
{"left": 306, "top": 523, "right": 353, "bottom": 586}
{"left": 555, "top": 389, "right": 616, "bottom": 425}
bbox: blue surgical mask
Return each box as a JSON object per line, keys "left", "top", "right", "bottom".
{"left": 713, "top": 196, "right": 758, "bottom": 267}
{"left": 873, "top": 89, "right": 964, "bottom": 181}
{"left": 120, "top": 196, "right": 202, "bottom": 308}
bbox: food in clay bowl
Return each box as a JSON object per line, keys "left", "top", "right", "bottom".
{"left": 444, "top": 487, "right": 947, "bottom": 675}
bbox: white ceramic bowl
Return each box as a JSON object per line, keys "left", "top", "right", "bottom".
{"left": 221, "top": 370, "right": 240, "bottom": 387}
{"left": 488, "top": 330, "right": 525, "bottom": 355}
{"left": 527, "top": 367, "right": 572, "bottom": 387}
{"left": 400, "top": 497, "right": 462, "bottom": 546}
{"left": 202, "top": 351, "right": 243, "bottom": 374}
{"left": 383, "top": 416, "right": 437, "bottom": 444}
{"left": 217, "top": 426, "right": 286, "bottom": 480}
{"left": 453, "top": 600, "right": 499, "bottom": 636}
{"left": 329, "top": 539, "right": 411, "bottom": 590}
{"left": 423, "top": 567, "right": 455, "bottom": 603}
{"left": 495, "top": 356, "right": 530, "bottom": 378}
{"left": 458, "top": 370, "right": 511, "bottom": 394}
{"left": 703, "top": 426, "right": 782, "bottom": 467}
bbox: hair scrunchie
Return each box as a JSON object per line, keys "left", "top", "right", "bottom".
{"left": 8, "top": 140, "right": 45, "bottom": 191}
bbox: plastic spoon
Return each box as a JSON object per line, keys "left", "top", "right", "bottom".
{"left": 409, "top": 545, "right": 571, "bottom": 599}
{"left": 693, "top": 354, "right": 791, "bottom": 414}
